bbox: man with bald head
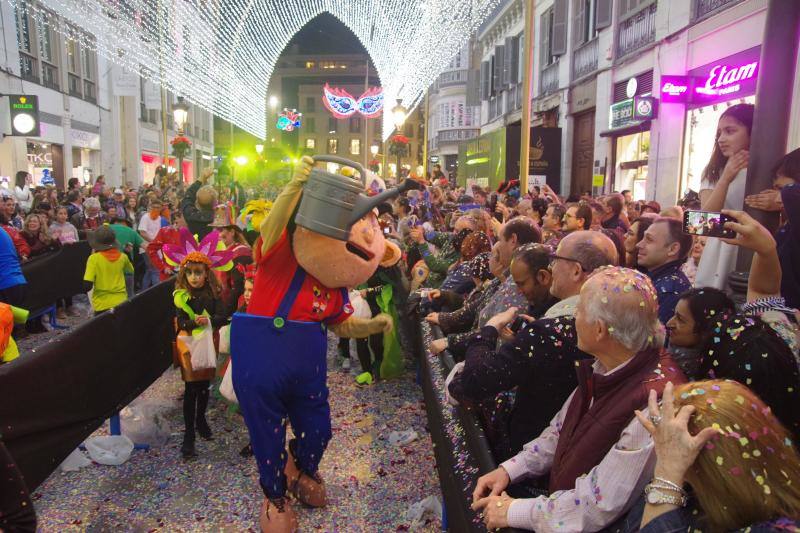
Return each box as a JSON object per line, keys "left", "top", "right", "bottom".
{"left": 471, "top": 267, "right": 686, "bottom": 531}
{"left": 446, "top": 231, "right": 619, "bottom": 460}
{"left": 545, "top": 230, "right": 619, "bottom": 318}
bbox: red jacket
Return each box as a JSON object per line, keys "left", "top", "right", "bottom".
{"left": 146, "top": 226, "right": 181, "bottom": 280}
{"left": 1, "top": 225, "right": 30, "bottom": 261}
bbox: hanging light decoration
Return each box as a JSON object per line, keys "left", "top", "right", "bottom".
{"left": 11, "top": 0, "right": 499, "bottom": 139}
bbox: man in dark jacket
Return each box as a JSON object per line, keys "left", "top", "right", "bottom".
{"left": 636, "top": 217, "right": 692, "bottom": 324}
{"left": 180, "top": 170, "right": 216, "bottom": 239}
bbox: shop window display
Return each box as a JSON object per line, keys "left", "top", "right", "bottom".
{"left": 614, "top": 130, "right": 649, "bottom": 201}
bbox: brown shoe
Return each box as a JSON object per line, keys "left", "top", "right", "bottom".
{"left": 284, "top": 445, "right": 327, "bottom": 508}
{"left": 259, "top": 497, "right": 298, "bottom": 533}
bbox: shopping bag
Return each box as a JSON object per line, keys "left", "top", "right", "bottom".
{"left": 178, "top": 323, "right": 216, "bottom": 371}
{"left": 219, "top": 358, "right": 238, "bottom": 403}
{"left": 348, "top": 289, "right": 373, "bottom": 319}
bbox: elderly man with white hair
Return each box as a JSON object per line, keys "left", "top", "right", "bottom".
{"left": 471, "top": 267, "right": 686, "bottom": 532}
{"left": 70, "top": 196, "right": 107, "bottom": 238}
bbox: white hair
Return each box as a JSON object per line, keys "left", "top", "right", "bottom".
{"left": 581, "top": 267, "right": 665, "bottom": 352}
{"left": 84, "top": 197, "right": 101, "bottom": 210}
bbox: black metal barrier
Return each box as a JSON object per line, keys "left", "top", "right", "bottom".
{"left": 20, "top": 241, "right": 92, "bottom": 313}
{"left": 417, "top": 319, "right": 523, "bottom": 533}
{"left": 0, "top": 281, "right": 175, "bottom": 491}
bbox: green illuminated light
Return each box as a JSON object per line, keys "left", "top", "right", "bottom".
{"left": 466, "top": 157, "right": 489, "bottom": 166}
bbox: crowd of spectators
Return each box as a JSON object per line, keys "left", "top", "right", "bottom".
{"left": 378, "top": 144, "right": 800, "bottom": 530}
{"left": 2, "top": 130, "right": 800, "bottom": 530}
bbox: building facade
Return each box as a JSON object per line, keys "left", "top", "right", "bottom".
{"left": 426, "top": 43, "right": 482, "bottom": 175}
{"left": 269, "top": 51, "right": 423, "bottom": 178}
{"left": 465, "top": 0, "right": 800, "bottom": 205}
{"left": 0, "top": 1, "right": 214, "bottom": 190}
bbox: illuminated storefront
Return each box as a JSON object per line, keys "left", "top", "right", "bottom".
{"left": 659, "top": 47, "right": 759, "bottom": 195}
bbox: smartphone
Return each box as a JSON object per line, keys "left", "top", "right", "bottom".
{"left": 683, "top": 210, "right": 736, "bottom": 239}
{"left": 508, "top": 316, "right": 527, "bottom": 334}
{"left": 383, "top": 227, "right": 390, "bottom": 235}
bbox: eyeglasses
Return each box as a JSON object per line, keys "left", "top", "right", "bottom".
{"left": 548, "top": 253, "right": 588, "bottom": 272}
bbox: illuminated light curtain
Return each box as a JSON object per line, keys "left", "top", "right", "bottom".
{"left": 13, "top": 0, "right": 500, "bottom": 139}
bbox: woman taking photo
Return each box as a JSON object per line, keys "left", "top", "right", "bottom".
{"left": 695, "top": 103, "right": 754, "bottom": 288}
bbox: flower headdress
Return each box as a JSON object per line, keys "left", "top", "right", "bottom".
{"left": 162, "top": 227, "right": 234, "bottom": 271}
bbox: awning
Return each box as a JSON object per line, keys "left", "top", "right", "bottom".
{"left": 599, "top": 120, "right": 652, "bottom": 138}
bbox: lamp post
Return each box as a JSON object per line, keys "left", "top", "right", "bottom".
{"left": 173, "top": 96, "right": 190, "bottom": 182}
{"left": 391, "top": 98, "right": 408, "bottom": 180}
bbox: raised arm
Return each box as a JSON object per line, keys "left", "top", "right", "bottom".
{"left": 260, "top": 156, "right": 314, "bottom": 255}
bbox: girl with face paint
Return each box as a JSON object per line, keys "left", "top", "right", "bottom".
{"left": 168, "top": 230, "right": 234, "bottom": 460}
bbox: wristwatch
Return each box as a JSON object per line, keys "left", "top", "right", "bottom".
{"left": 644, "top": 484, "right": 687, "bottom": 507}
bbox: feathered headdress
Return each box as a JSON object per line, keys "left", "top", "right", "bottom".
{"left": 162, "top": 227, "right": 234, "bottom": 271}
{"left": 239, "top": 199, "right": 274, "bottom": 231}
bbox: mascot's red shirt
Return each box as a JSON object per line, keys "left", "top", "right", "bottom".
{"left": 247, "top": 230, "right": 353, "bottom": 325}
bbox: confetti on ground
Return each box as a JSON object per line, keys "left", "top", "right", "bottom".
{"left": 33, "top": 331, "right": 442, "bottom": 532}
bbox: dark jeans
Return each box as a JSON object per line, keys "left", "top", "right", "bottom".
{"left": 0, "top": 284, "right": 26, "bottom": 307}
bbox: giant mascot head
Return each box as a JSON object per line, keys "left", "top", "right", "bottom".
{"left": 293, "top": 161, "right": 405, "bottom": 288}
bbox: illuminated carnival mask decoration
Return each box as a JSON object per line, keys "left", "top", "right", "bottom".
{"left": 276, "top": 108, "right": 302, "bottom": 132}
{"left": 322, "top": 84, "right": 384, "bottom": 119}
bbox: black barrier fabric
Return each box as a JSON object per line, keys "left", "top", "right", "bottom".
{"left": 0, "top": 281, "right": 175, "bottom": 490}
{"left": 418, "top": 320, "right": 523, "bottom": 533}
{"left": 20, "top": 241, "right": 92, "bottom": 312}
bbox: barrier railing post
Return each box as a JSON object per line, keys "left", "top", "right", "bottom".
{"left": 109, "top": 413, "right": 150, "bottom": 451}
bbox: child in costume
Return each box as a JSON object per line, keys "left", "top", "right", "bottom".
{"left": 83, "top": 226, "right": 134, "bottom": 315}
{"left": 165, "top": 228, "right": 233, "bottom": 460}
{"left": 230, "top": 156, "right": 410, "bottom": 532}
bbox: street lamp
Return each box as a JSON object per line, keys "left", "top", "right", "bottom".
{"left": 269, "top": 95, "right": 279, "bottom": 109}
{"left": 173, "top": 96, "right": 190, "bottom": 134}
{"left": 370, "top": 143, "right": 379, "bottom": 156}
{"left": 255, "top": 144, "right": 264, "bottom": 155}
{"left": 391, "top": 98, "right": 408, "bottom": 130}
{"left": 172, "top": 96, "right": 190, "bottom": 182}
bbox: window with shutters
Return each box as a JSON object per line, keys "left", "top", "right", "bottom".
{"left": 63, "top": 24, "right": 97, "bottom": 102}
{"left": 306, "top": 117, "right": 316, "bottom": 133}
{"left": 493, "top": 45, "right": 505, "bottom": 92}
{"left": 37, "top": 11, "right": 60, "bottom": 90}
{"left": 503, "top": 36, "right": 520, "bottom": 88}
{"left": 540, "top": 9, "right": 557, "bottom": 67}
{"left": 480, "top": 61, "right": 491, "bottom": 101}
{"left": 349, "top": 117, "right": 361, "bottom": 134}
{"left": 574, "top": 0, "right": 600, "bottom": 45}
{"left": 618, "top": 0, "right": 656, "bottom": 21}
{"left": 305, "top": 97, "right": 316, "bottom": 112}
{"left": 329, "top": 117, "right": 338, "bottom": 133}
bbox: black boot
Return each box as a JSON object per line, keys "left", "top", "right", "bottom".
{"left": 195, "top": 381, "right": 213, "bottom": 440}
{"left": 181, "top": 433, "right": 197, "bottom": 460}
{"left": 182, "top": 382, "right": 199, "bottom": 459}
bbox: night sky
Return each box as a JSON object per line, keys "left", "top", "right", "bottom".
{"left": 286, "top": 12, "right": 367, "bottom": 55}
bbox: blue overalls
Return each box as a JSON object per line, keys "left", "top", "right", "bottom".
{"left": 231, "top": 268, "right": 341, "bottom": 499}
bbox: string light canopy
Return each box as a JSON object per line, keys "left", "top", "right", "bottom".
{"left": 14, "top": 0, "right": 500, "bottom": 140}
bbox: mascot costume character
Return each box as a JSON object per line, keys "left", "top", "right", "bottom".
{"left": 230, "top": 155, "right": 417, "bottom": 532}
